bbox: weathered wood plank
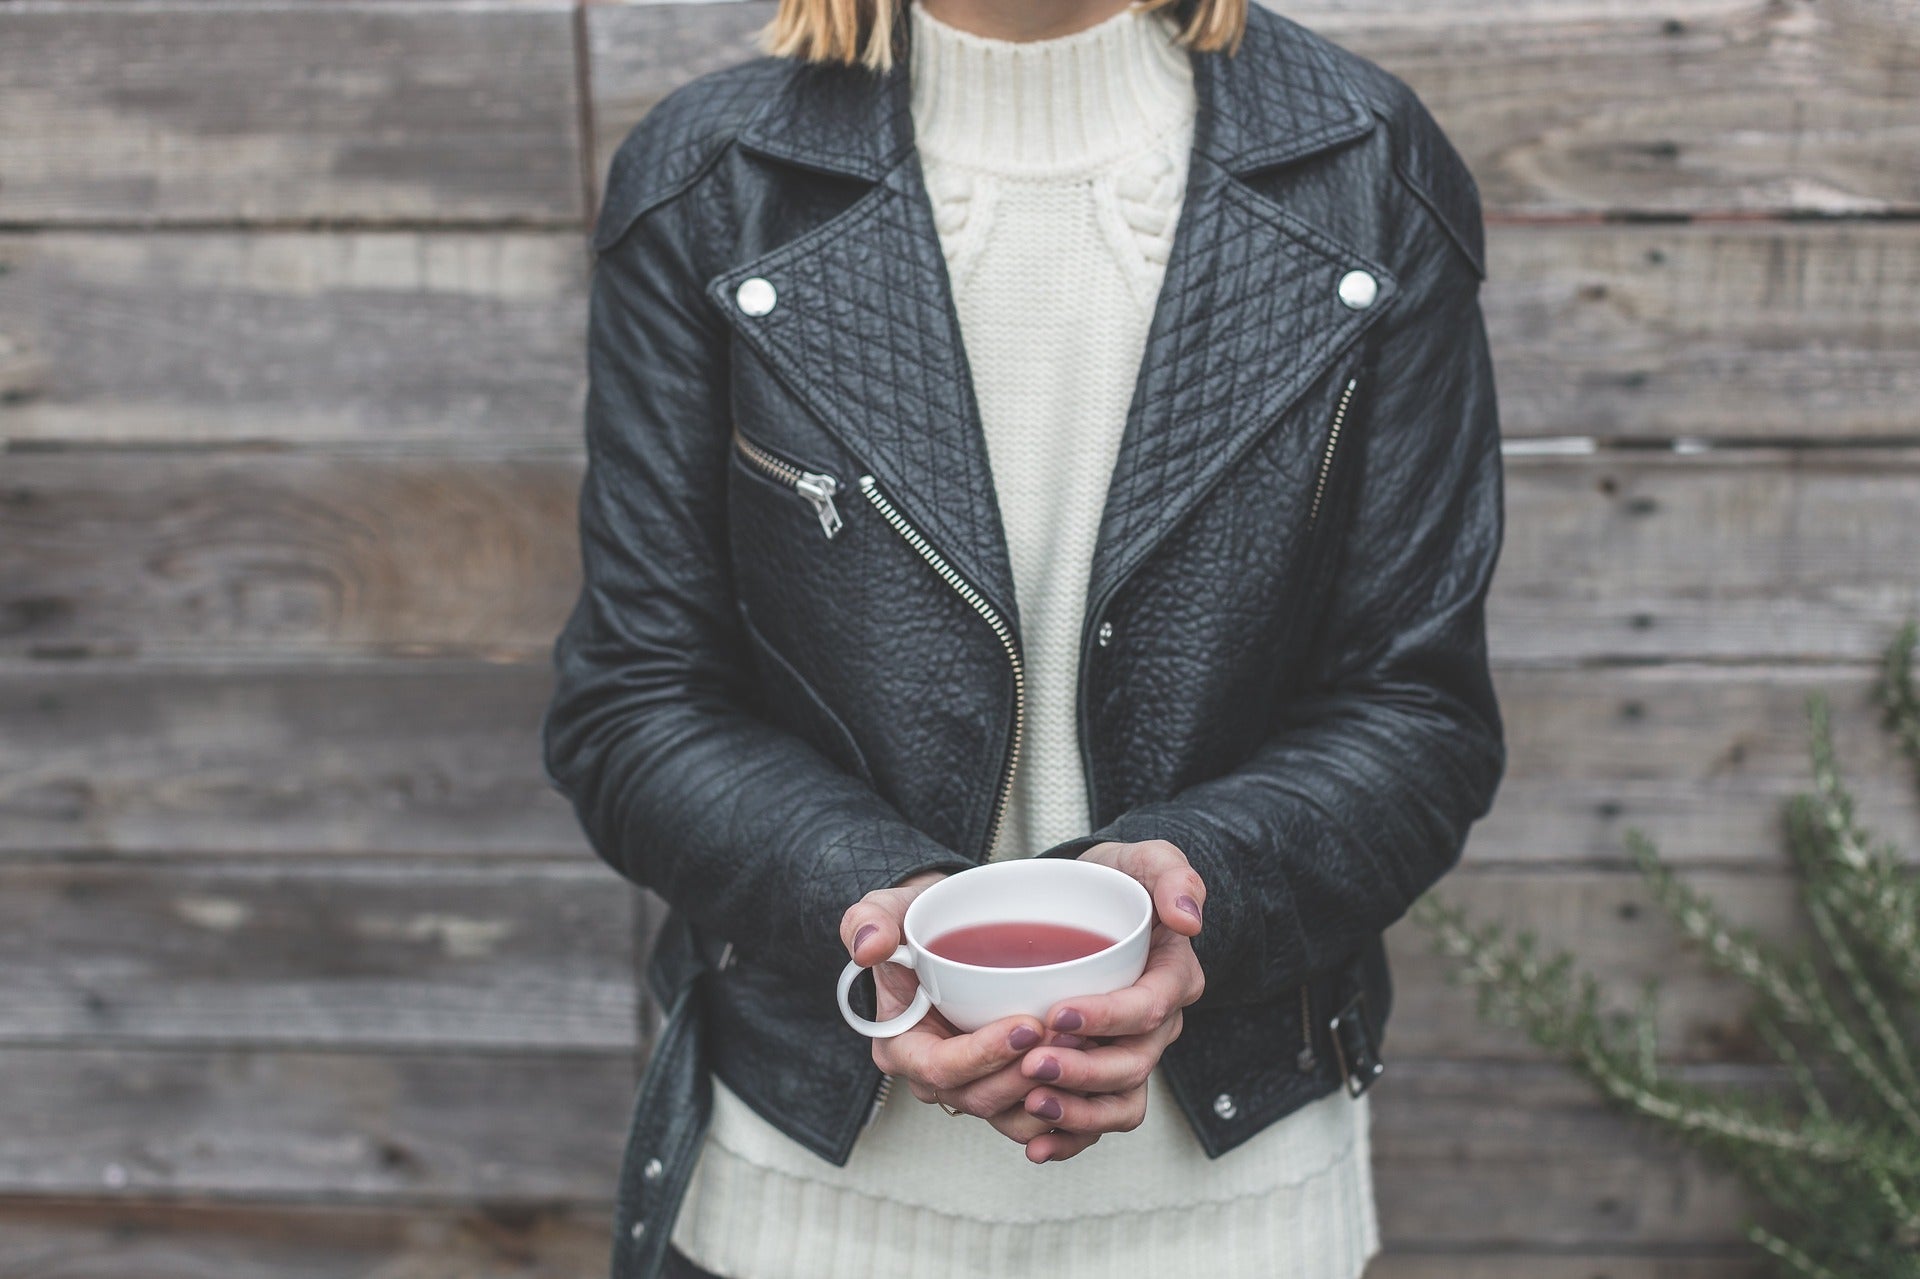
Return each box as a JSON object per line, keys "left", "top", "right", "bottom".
{"left": 4, "top": 658, "right": 1912, "bottom": 864}
{"left": 5, "top": 222, "right": 1918, "bottom": 449}
{"left": 0, "top": 1198, "right": 608, "bottom": 1279}
{"left": 0, "top": 859, "right": 633, "bottom": 1050}
{"left": 0, "top": 1050, "right": 1762, "bottom": 1249}
{"left": 0, "top": 3, "right": 583, "bottom": 225}
{"left": 1496, "top": 449, "right": 1920, "bottom": 664}
{"left": 1487, "top": 221, "right": 1920, "bottom": 441}
{"left": 1472, "top": 661, "right": 1918, "bottom": 868}
{"left": 1300, "top": 0, "right": 1920, "bottom": 216}
{"left": 6, "top": 450, "right": 1920, "bottom": 662}
{"left": 0, "top": 1047, "right": 633, "bottom": 1201}
{"left": 0, "top": 453, "right": 582, "bottom": 659}
{"left": 0, "top": 852, "right": 1823, "bottom": 1063}
{"left": 0, "top": 661, "right": 580, "bottom": 857}
{"left": 0, "top": 233, "right": 589, "bottom": 448}
{"left": 587, "top": 0, "right": 1920, "bottom": 218}
{"left": 1372, "top": 1062, "right": 1770, "bottom": 1247}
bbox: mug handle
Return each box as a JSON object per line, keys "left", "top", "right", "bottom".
{"left": 836, "top": 945, "right": 932, "bottom": 1038}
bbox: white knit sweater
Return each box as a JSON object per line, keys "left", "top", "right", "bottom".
{"left": 670, "top": 5, "right": 1380, "bottom": 1275}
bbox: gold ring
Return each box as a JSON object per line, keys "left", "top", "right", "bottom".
{"left": 936, "top": 1098, "right": 963, "bottom": 1117}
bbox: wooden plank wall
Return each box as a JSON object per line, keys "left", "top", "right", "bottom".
{"left": 2, "top": 0, "right": 1915, "bottom": 1273}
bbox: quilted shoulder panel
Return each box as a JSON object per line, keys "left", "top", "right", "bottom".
{"left": 592, "top": 56, "right": 793, "bottom": 253}
{"left": 1324, "top": 51, "right": 1487, "bottom": 282}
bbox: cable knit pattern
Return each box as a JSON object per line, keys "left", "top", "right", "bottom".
{"left": 670, "top": 5, "right": 1380, "bottom": 1275}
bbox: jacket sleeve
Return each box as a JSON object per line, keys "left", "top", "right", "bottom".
{"left": 541, "top": 179, "right": 974, "bottom": 990}
{"left": 1037, "top": 203, "right": 1507, "bottom": 1011}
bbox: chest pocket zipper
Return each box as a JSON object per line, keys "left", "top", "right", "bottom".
{"left": 731, "top": 423, "right": 845, "bottom": 539}
{"left": 1305, "top": 375, "right": 1361, "bottom": 535}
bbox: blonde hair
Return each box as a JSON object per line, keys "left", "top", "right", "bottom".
{"left": 754, "top": 0, "right": 1246, "bottom": 72}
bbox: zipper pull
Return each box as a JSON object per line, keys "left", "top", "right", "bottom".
{"left": 795, "top": 471, "right": 844, "bottom": 539}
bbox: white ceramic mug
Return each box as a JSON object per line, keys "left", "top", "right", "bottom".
{"left": 835, "top": 857, "right": 1153, "bottom": 1038}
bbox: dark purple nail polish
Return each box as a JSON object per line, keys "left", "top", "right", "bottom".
{"left": 1176, "top": 894, "right": 1202, "bottom": 922}
{"left": 853, "top": 923, "right": 877, "bottom": 952}
{"left": 1009, "top": 1024, "right": 1039, "bottom": 1050}
{"left": 1032, "top": 1055, "right": 1061, "bottom": 1082}
{"left": 1034, "top": 1096, "right": 1063, "bottom": 1121}
{"left": 1051, "top": 1033, "right": 1086, "bottom": 1049}
{"left": 1052, "top": 1008, "right": 1083, "bottom": 1032}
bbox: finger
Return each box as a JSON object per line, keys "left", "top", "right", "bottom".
{"left": 1136, "top": 841, "right": 1207, "bottom": 937}
{"left": 871, "top": 1006, "right": 962, "bottom": 1077}
{"left": 943, "top": 1056, "right": 1094, "bottom": 1120}
{"left": 873, "top": 1005, "right": 1078, "bottom": 1081}
{"left": 1024, "top": 1128, "right": 1102, "bottom": 1163}
{"left": 840, "top": 890, "right": 909, "bottom": 966}
{"left": 1078, "top": 841, "right": 1202, "bottom": 937}
{"left": 1024, "top": 1082, "right": 1147, "bottom": 1137}
{"left": 920, "top": 1006, "right": 1100, "bottom": 1116}
{"left": 1021, "top": 1013, "right": 1179, "bottom": 1094}
{"left": 1045, "top": 931, "right": 1202, "bottom": 1036}
{"left": 891, "top": 1012, "right": 1048, "bottom": 1092}
{"left": 982, "top": 1100, "right": 1060, "bottom": 1146}
{"left": 872, "top": 954, "right": 930, "bottom": 1014}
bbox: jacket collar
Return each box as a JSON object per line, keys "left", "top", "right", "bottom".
{"left": 710, "top": 1, "right": 1398, "bottom": 634}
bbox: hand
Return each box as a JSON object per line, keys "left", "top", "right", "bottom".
{"left": 840, "top": 871, "right": 1093, "bottom": 1161}
{"left": 1013, "top": 839, "right": 1208, "bottom": 1162}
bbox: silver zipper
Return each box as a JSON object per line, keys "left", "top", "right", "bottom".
{"left": 732, "top": 424, "right": 844, "bottom": 539}
{"left": 1296, "top": 982, "right": 1317, "bottom": 1072}
{"left": 854, "top": 472, "right": 1026, "bottom": 1133}
{"left": 1305, "top": 376, "right": 1360, "bottom": 532}
{"left": 856, "top": 474, "right": 1026, "bottom": 862}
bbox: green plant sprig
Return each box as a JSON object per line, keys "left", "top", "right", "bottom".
{"left": 1415, "top": 619, "right": 1920, "bottom": 1278}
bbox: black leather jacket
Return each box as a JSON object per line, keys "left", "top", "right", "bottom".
{"left": 541, "top": 1, "right": 1505, "bottom": 1273}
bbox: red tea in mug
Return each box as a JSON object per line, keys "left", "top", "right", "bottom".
{"left": 924, "top": 921, "right": 1117, "bottom": 968}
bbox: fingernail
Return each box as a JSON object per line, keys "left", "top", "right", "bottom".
{"left": 1032, "top": 1055, "right": 1061, "bottom": 1082}
{"left": 853, "top": 923, "right": 878, "bottom": 953}
{"left": 1051, "top": 1033, "right": 1086, "bottom": 1049}
{"left": 1052, "top": 1009, "right": 1083, "bottom": 1032}
{"left": 1034, "top": 1096, "right": 1062, "bottom": 1121}
{"left": 1008, "top": 1024, "right": 1039, "bottom": 1050}
{"left": 1176, "top": 894, "right": 1202, "bottom": 923}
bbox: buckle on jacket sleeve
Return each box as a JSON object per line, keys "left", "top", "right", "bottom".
{"left": 1328, "top": 989, "right": 1385, "bottom": 1097}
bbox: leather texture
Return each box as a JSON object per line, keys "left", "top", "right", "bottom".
{"left": 541, "top": 2, "right": 1505, "bottom": 1273}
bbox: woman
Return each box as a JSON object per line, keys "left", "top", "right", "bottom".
{"left": 542, "top": 0, "right": 1506, "bottom": 1274}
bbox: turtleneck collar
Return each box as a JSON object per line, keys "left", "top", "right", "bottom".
{"left": 906, "top": 1, "right": 1195, "bottom": 176}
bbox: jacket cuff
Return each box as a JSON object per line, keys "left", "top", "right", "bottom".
{"left": 887, "top": 856, "right": 977, "bottom": 889}
{"left": 1033, "top": 834, "right": 1110, "bottom": 861}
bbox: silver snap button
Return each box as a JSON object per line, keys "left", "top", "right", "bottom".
{"left": 629, "top": 1221, "right": 646, "bottom": 1241}
{"left": 1096, "top": 620, "right": 1113, "bottom": 648}
{"left": 1212, "top": 1092, "right": 1238, "bottom": 1119}
{"left": 736, "top": 276, "right": 777, "bottom": 316}
{"left": 642, "top": 1157, "right": 663, "bottom": 1181}
{"left": 1337, "top": 269, "right": 1377, "bottom": 310}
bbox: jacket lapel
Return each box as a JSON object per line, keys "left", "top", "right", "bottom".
{"left": 709, "top": 0, "right": 1397, "bottom": 631}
